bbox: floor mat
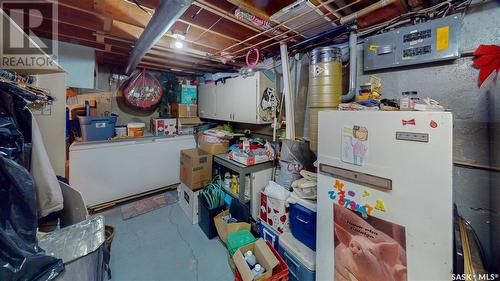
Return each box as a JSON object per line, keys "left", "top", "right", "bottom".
{"left": 121, "top": 192, "right": 177, "bottom": 220}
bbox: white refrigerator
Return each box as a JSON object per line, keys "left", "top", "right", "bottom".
{"left": 316, "top": 111, "right": 453, "bottom": 281}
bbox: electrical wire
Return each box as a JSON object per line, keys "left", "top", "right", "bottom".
{"left": 193, "top": 7, "right": 236, "bottom": 44}
{"left": 358, "top": 0, "right": 474, "bottom": 37}
{"left": 130, "top": 0, "right": 152, "bottom": 15}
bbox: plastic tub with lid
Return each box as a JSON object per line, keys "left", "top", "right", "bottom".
{"left": 289, "top": 196, "right": 317, "bottom": 251}
{"left": 278, "top": 232, "right": 315, "bottom": 281}
{"left": 78, "top": 115, "right": 117, "bottom": 141}
{"left": 127, "top": 122, "right": 145, "bottom": 137}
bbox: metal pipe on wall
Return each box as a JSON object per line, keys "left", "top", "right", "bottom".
{"left": 125, "top": 0, "right": 193, "bottom": 75}
{"left": 342, "top": 30, "right": 357, "bottom": 102}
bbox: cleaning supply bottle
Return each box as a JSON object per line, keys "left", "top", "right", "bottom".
{"left": 224, "top": 172, "right": 232, "bottom": 189}
{"left": 251, "top": 264, "right": 265, "bottom": 277}
{"left": 244, "top": 251, "right": 256, "bottom": 267}
{"left": 231, "top": 175, "right": 238, "bottom": 194}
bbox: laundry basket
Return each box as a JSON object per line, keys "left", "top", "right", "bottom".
{"left": 234, "top": 241, "right": 289, "bottom": 281}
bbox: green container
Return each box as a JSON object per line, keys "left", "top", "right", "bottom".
{"left": 177, "top": 85, "right": 197, "bottom": 104}
{"left": 227, "top": 229, "right": 256, "bottom": 256}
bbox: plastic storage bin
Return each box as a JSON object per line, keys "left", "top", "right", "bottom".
{"left": 259, "top": 221, "right": 280, "bottom": 250}
{"left": 235, "top": 241, "right": 289, "bottom": 281}
{"left": 289, "top": 203, "right": 316, "bottom": 251}
{"left": 198, "top": 194, "right": 225, "bottom": 239}
{"left": 78, "top": 115, "right": 117, "bottom": 141}
{"left": 227, "top": 229, "right": 256, "bottom": 256}
{"left": 278, "top": 232, "right": 315, "bottom": 281}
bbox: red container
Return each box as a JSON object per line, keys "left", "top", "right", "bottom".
{"left": 234, "top": 241, "right": 289, "bottom": 281}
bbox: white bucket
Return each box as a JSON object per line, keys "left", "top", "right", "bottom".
{"left": 127, "top": 122, "right": 145, "bottom": 137}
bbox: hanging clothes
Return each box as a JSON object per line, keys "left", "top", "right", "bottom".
{"left": 0, "top": 80, "right": 63, "bottom": 217}
{"left": 0, "top": 155, "right": 64, "bottom": 281}
{"left": 0, "top": 81, "right": 35, "bottom": 169}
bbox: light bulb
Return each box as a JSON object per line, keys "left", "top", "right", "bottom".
{"left": 174, "top": 40, "right": 183, "bottom": 49}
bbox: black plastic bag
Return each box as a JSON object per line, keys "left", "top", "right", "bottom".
{"left": 0, "top": 156, "right": 64, "bottom": 281}
{"left": 0, "top": 81, "right": 37, "bottom": 169}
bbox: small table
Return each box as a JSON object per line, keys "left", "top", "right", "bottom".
{"left": 213, "top": 154, "right": 274, "bottom": 203}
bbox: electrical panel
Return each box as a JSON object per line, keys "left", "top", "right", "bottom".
{"left": 363, "top": 15, "right": 461, "bottom": 71}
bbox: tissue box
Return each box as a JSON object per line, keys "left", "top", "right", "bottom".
{"left": 150, "top": 118, "right": 176, "bottom": 136}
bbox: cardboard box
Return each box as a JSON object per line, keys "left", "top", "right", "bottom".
{"left": 170, "top": 103, "right": 197, "bottom": 118}
{"left": 232, "top": 238, "right": 279, "bottom": 281}
{"left": 150, "top": 118, "right": 177, "bottom": 136}
{"left": 178, "top": 183, "right": 201, "bottom": 224}
{"left": 177, "top": 84, "right": 197, "bottom": 104}
{"left": 214, "top": 210, "right": 251, "bottom": 245}
{"left": 199, "top": 134, "right": 229, "bottom": 155}
{"left": 178, "top": 117, "right": 203, "bottom": 135}
{"left": 180, "top": 148, "right": 212, "bottom": 190}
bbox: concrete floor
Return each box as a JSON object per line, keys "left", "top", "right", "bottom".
{"left": 101, "top": 198, "right": 234, "bottom": 281}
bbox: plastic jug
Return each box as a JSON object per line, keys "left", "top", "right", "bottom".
{"left": 251, "top": 264, "right": 266, "bottom": 277}
{"left": 244, "top": 250, "right": 256, "bottom": 267}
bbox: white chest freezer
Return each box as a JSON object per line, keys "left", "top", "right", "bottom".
{"left": 316, "top": 111, "right": 453, "bottom": 281}
{"left": 69, "top": 135, "right": 196, "bottom": 207}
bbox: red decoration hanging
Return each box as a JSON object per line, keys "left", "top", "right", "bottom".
{"left": 472, "top": 45, "right": 500, "bottom": 88}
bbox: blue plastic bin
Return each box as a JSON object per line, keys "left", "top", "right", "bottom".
{"left": 259, "top": 221, "right": 279, "bottom": 250}
{"left": 278, "top": 232, "right": 316, "bottom": 281}
{"left": 289, "top": 203, "right": 317, "bottom": 251}
{"left": 78, "top": 115, "right": 117, "bottom": 141}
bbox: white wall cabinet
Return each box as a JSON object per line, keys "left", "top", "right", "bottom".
{"left": 198, "top": 83, "right": 216, "bottom": 119}
{"left": 198, "top": 72, "right": 275, "bottom": 124}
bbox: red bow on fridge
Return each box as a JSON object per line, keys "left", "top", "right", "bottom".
{"left": 402, "top": 119, "right": 416, "bottom": 126}
{"left": 472, "top": 45, "right": 500, "bottom": 88}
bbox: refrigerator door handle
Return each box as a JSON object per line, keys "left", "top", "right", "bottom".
{"left": 319, "top": 163, "right": 393, "bottom": 191}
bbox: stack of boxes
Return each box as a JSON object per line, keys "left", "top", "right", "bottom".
{"left": 170, "top": 81, "right": 202, "bottom": 134}
{"left": 178, "top": 148, "right": 212, "bottom": 224}
{"left": 157, "top": 80, "right": 203, "bottom": 136}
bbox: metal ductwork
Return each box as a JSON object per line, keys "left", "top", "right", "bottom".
{"left": 125, "top": 0, "right": 193, "bottom": 75}
{"left": 342, "top": 30, "right": 357, "bottom": 102}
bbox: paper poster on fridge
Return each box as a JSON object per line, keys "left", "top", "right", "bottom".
{"left": 342, "top": 125, "right": 368, "bottom": 166}
{"left": 334, "top": 204, "right": 408, "bottom": 281}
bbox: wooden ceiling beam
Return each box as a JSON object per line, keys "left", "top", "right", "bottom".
{"left": 56, "top": 0, "right": 250, "bottom": 50}
{"left": 97, "top": 51, "right": 204, "bottom": 75}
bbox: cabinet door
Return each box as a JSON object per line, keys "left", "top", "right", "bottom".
{"left": 215, "top": 79, "right": 234, "bottom": 121}
{"left": 198, "top": 83, "right": 216, "bottom": 119}
{"left": 232, "top": 75, "right": 258, "bottom": 123}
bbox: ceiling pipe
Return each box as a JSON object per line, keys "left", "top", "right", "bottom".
{"left": 125, "top": 0, "right": 193, "bottom": 75}
{"left": 340, "top": 0, "right": 398, "bottom": 25}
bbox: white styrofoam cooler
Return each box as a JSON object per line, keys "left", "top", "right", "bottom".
{"left": 178, "top": 183, "right": 200, "bottom": 224}
{"left": 278, "top": 232, "right": 316, "bottom": 281}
